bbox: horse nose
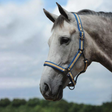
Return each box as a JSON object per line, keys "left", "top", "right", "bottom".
{"left": 40, "top": 82, "right": 51, "bottom": 96}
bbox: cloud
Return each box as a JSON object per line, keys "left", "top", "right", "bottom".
{"left": 53, "top": 0, "right": 112, "bottom": 14}
{"left": 0, "top": 0, "right": 44, "bottom": 45}
{"left": 65, "top": 0, "right": 103, "bottom": 11}
{"left": 0, "top": 0, "right": 50, "bottom": 89}
{"left": 0, "top": 78, "right": 40, "bottom": 89}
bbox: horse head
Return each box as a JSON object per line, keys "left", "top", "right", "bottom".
{"left": 40, "top": 3, "right": 89, "bottom": 101}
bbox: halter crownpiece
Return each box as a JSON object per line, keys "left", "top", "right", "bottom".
{"left": 44, "top": 13, "right": 88, "bottom": 90}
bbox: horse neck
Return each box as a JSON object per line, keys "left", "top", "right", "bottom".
{"left": 80, "top": 15, "right": 112, "bottom": 72}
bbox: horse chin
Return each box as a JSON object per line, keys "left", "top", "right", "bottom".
{"left": 44, "top": 85, "right": 63, "bottom": 101}
{"left": 53, "top": 86, "right": 63, "bottom": 101}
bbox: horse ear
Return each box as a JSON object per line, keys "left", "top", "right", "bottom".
{"left": 56, "top": 2, "right": 73, "bottom": 21}
{"left": 43, "top": 9, "right": 58, "bottom": 23}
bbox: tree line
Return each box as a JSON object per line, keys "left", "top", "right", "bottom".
{"left": 0, "top": 98, "right": 111, "bottom": 112}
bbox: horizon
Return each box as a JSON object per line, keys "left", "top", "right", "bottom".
{"left": 0, "top": 0, "right": 112, "bottom": 105}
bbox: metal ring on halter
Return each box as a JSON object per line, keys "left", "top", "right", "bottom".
{"left": 68, "top": 82, "right": 75, "bottom": 90}
{"left": 68, "top": 85, "right": 75, "bottom": 90}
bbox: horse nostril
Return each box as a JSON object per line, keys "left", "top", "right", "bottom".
{"left": 42, "top": 83, "right": 52, "bottom": 97}
{"left": 44, "top": 83, "right": 49, "bottom": 92}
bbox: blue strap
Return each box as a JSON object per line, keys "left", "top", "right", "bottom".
{"left": 67, "top": 72, "right": 76, "bottom": 86}
{"left": 67, "top": 50, "right": 82, "bottom": 70}
{"left": 44, "top": 61, "right": 65, "bottom": 72}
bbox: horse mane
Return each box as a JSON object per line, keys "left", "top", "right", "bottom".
{"left": 52, "top": 9, "right": 112, "bottom": 30}
{"left": 77, "top": 9, "right": 112, "bottom": 18}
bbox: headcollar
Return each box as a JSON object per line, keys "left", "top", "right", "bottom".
{"left": 44, "top": 13, "right": 88, "bottom": 90}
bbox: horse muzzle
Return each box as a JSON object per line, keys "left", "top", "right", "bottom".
{"left": 40, "top": 82, "right": 63, "bottom": 101}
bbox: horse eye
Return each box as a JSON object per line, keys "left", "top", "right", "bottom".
{"left": 60, "top": 37, "right": 71, "bottom": 45}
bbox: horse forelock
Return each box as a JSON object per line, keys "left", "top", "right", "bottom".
{"left": 52, "top": 15, "right": 69, "bottom": 30}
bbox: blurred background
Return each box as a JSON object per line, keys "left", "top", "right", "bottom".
{"left": 0, "top": 0, "right": 112, "bottom": 107}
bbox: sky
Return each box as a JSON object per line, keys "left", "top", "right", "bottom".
{"left": 0, "top": 0, "right": 112, "bottom": 105}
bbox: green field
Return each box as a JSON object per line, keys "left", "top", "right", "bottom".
{"left": 0, "top": 98, "right": 111, "bottom": 112}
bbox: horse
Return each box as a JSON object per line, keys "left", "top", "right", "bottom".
{"left": 40, "top": 3, "right": 112, "bottom": 101}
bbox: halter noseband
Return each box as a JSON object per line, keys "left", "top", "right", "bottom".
{"left": 44, "top": 13, "right": 88, "bottom": 90}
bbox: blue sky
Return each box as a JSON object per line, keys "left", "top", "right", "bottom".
{"left": 0, "top": 0, "right": 30, "bottom": 4}
{"left": 0, "top": 0, "right": 68, "bottom": 8}
{"left": 0, "top": 0, "right": 112, "bottom": 105}
{"left": 43, "top": 0, "right": 67, "bottom": 9}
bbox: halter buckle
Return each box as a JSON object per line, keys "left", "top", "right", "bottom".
{"left": 84, "top": 59, "right": 88, "bottom": 63}
{"left": 79, "top": 37, "right": 84, "bottom": 40}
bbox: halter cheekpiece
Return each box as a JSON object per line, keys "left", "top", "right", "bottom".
{"left": 44, "top": 13, "right": 88, "bottom": 90}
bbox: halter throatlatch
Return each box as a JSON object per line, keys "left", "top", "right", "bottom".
{"left": 44, "top": 13, "right": 88, "bottom": 90}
